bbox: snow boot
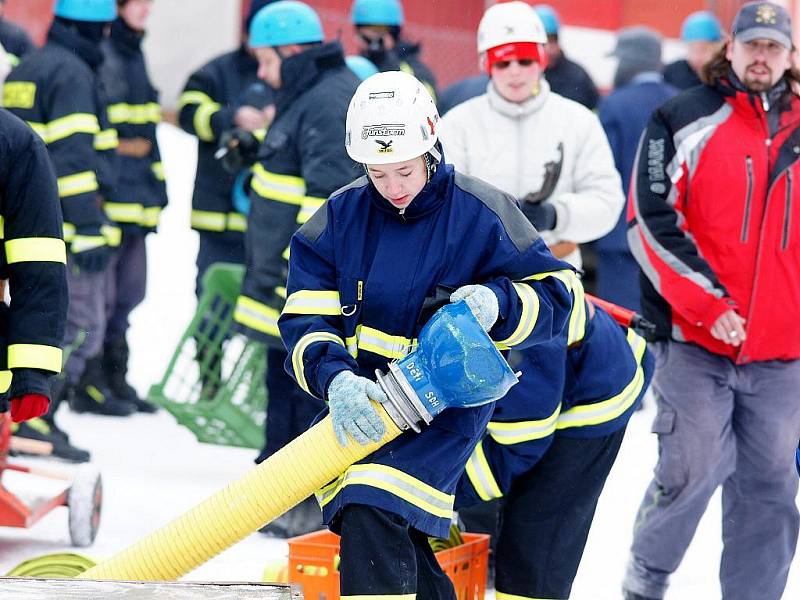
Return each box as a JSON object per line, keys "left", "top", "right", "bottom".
{"left": 70, "top": 356, "right": 137, "bottom": 416}
{"left": 102, "top": 338, "right": 157, "bottom": 413}
{"left": 10, "top": 416, "right": 91, "bottom": 463}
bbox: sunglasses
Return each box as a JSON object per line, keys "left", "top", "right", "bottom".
{"left": 493, "top": 59, "right": 537, "bottom": 69}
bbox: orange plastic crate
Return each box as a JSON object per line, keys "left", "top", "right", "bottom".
{"left": 286, "top": 529, "right": 489, "bottom": 600}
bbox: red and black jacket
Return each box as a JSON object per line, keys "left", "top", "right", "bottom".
{"left": 627, "top": 77, "right": 800, "bottom": 363}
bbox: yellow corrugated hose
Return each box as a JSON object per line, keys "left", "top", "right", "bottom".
{"left": 78, "top": 407, "right": 402, "bottom": 581}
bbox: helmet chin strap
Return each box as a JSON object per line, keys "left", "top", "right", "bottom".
{"left": 425, "top": 146, "right": 442, "bottom": 181}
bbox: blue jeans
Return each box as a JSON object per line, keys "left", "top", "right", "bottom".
{"left": 624, "top": 341, "right": 800, "bottom": 600}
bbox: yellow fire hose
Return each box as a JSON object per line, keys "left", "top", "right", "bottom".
{"left": 75, "top": 407, "right": 402, "bottom": 581}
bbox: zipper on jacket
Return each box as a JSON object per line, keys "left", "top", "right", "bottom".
{"left": 741, "top": 156, "right": 754, "bottom": 243}
{"left": 783, "top": 170, "right": 793, "bottom": 250}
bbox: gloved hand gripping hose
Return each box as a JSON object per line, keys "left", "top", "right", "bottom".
{"left": 72, "top": 301, "right": 516, "bottom": 582}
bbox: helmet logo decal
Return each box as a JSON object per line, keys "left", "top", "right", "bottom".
{"left": 362, "top": 123, "right": 406, "bottom": 139}
{"left": 375, "top": 139, "right": 394, "bottom": 153}
{"left": 368, "top": 91, "right": 395, "bottom": 99}
{"left": 427, "top": 116, "right": 436, "bottom": 136}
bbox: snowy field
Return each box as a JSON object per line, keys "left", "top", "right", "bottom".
{"left": 1, "top": 123, "right": 799, "bottom": 599}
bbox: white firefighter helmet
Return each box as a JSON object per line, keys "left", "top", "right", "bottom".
{"left": 477, "top": 1, "right": 548, "bottom": 53}
{"left": 345, "top": 71, "right": 439, "bottom": 165}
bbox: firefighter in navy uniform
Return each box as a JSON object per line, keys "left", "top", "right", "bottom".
{"left": 178, "top": 0, "right": 276, "bottom": 298}
{"left": 279, "top": 70, "right": 575, "bottom": 600}
{"left": 95, "top": 0, "right": 165, "bottom": 413}
{"left": 456, "top": 295, "right": 655, "bottom": 599}
{"left": 3, "top": 0, "right": 128, "bottom": 432}
{"left": 0, "top": 109, "right": 69, "bottom": 452}
{"left": 350, "top": 0, "right": 438, "bottom": 101}
{"left": 232, "top": 0, "right": 360, "bottom": 538}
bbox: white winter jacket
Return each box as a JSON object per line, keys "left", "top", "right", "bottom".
{"left": 440, "top": 80, "right": 624, "bottom": 268}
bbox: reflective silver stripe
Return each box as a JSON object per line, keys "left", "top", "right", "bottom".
{"left": 316, "top": 464, "right": 454, "bottom": 518}
{"left": 487, "top": 403, "right": 561, "bottom": 445}
{"left": 556, "top": 331, "right": 647, "bottom": 429}
{"left": 465, "top": 441, "right": 503, "bottom": 501}
{"left": 357, "top": 326, "right": 414, "bottom": 359}
{"left": 282, "top": 290, "right": 341, "bottom": 316}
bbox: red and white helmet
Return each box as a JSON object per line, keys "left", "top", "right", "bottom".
{"left": 345, "top": 71, "right": 440, "bottom": 165}
{"left": 477, "top": 1, "right": 549, "bottom": 73}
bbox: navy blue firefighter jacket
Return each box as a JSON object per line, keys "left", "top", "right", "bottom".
{"left": 278, "top": 160, "right": 575, "bottom": 537}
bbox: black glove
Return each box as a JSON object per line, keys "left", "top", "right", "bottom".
{"left": 520, "top": 199, "right": 557, "bottom": 232}
{"left": 217, "top": 128, "right": 260, "bottom": 174}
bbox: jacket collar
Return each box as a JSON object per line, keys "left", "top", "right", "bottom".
{"left": 110, "top": 18, "right": 143, "bottom": 58}
{"left": 47, "top": 18, "right": 104, "bottom": 69}
{"left": 369, "top": 150, "right": 451, "bottom": 221}
{"left": 486, "top": 77, "right": 550, "bottom": 118}
{"left": 276, "top": 42, "right": 346, "bottom": 112}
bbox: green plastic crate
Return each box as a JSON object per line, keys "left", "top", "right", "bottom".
{"left": 147, "top": 263, "right": 267, "bottom": 449}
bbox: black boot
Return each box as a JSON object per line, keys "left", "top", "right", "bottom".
{"left": 103, "top": 338, "right": 157, "bottom": 413}
{"left": 11, "top": 419, "right": 90, "bottom": 463}
{"left": 70, "top": 356, "right": 137, "bottom": 416}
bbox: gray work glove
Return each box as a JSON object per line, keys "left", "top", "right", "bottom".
{"left": 450, "top": 284, "right": 499, "bottom": 332}
{"left": 327, "top": 370, "right": 387, "bottom": 447}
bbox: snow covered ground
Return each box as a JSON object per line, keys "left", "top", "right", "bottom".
{"left": 1, "top": 124, "right": 799, "bottom": 599}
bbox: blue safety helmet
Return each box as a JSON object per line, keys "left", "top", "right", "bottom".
{"left": 681, "top": 11, "right": 722, "bottom": 42}
{"left": 533, "top": 4, "right": 560, "bottom": 36}
{"left": 54, "top": 0, "right": 116, "bottom": 22}
{"left": 346, "top": 55, "right": 379, "bottom": 80}
{"left": 351, "top": 0, "right": 404, "bottom": 27}
{"left": 249, "top": 0, "right": 324, "bottom": 48}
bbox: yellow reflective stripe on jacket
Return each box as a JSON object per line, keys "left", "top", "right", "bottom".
{"left": 151, "top": 161, "right": 165, "bottom": 181}
{"left": 251, "top": 163, "right": 305, "bottom": 205}
{"left": 5, "top": 238, "right": 67, "bottom": 264}
{"left": 0, "top": 370, "right": 11, "bottom": 393}
{"left": 282, "top": 290, "right": 341, "bottom": 316}
{"left": 107, "top": 102, "right": 161, "bottom": 125}
{"left": 190, "top": 210, "right": 246, "bottom": 232}
{"left": 105, "top": 202, "right": 157, "bottom": 225}
{"left": 233, "top": 295, "right": 280, "bottom": 337}
{"left": 62, "top": 222, "right": 74, "bottom": 242}
{"left": 70, "top": 234, "right": 105, "bottom": 253}
{"left": 179, "top": 91, "right": 221, "bottom": 142}
{"left": 8, "top": 344, "right": 63, "bottom": 373}
{"left": 496, "top": 592, "right": 558, "bottom": 600}
{"left": 194, "top": 102, "right": 220, "bottom": 142}
{"left": 487, "top": 403, "right": 561, "bottom": 445}
{"left": 3, "top": 81, "right": 36, "bottom": 108}
{"left": 178, "top": 90, "right": 214, "bottom": 109}
{"left": 291, "top": 331, "right": 345, "bottom": 394}
{"left": 357, "top": 326, "right": 414, "bottom": 359}
{"left": 142, "top": 206, "right": 162, "bottom": 228}
{"left": 465, "top": 440, "right": 503, "bottom": 501}
{"left": 102, "top": 224, "right": 122, "bottom": 247}
{"left": 94, "top": 128, "right": 119, "bottom": 151}
{"left": 317, "top": 463, "right": 455, "bottom": 519}
{"left": 28, "top": 113, "right": 100, "bottom": 145}
{"left": 57, "top": 171, "right": 98, "bottom": 198}
{"left": 297, "top": 196, "right": 326, "bottom": 224}
{"left": 556, "top": 330, "right": 647, "bottom": 430}
{"left": 525, "top": 269, "right": 586, "bottom": 344}
{"left": 0, "top": 215, "right": 4, "bottom": 238}
{"left": 496, "top": 282, "right": 540, "bottom": 347}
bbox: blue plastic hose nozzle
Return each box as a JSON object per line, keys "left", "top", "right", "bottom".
{"left": 375, "top": 300, "right": 518, "bottom": 432}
